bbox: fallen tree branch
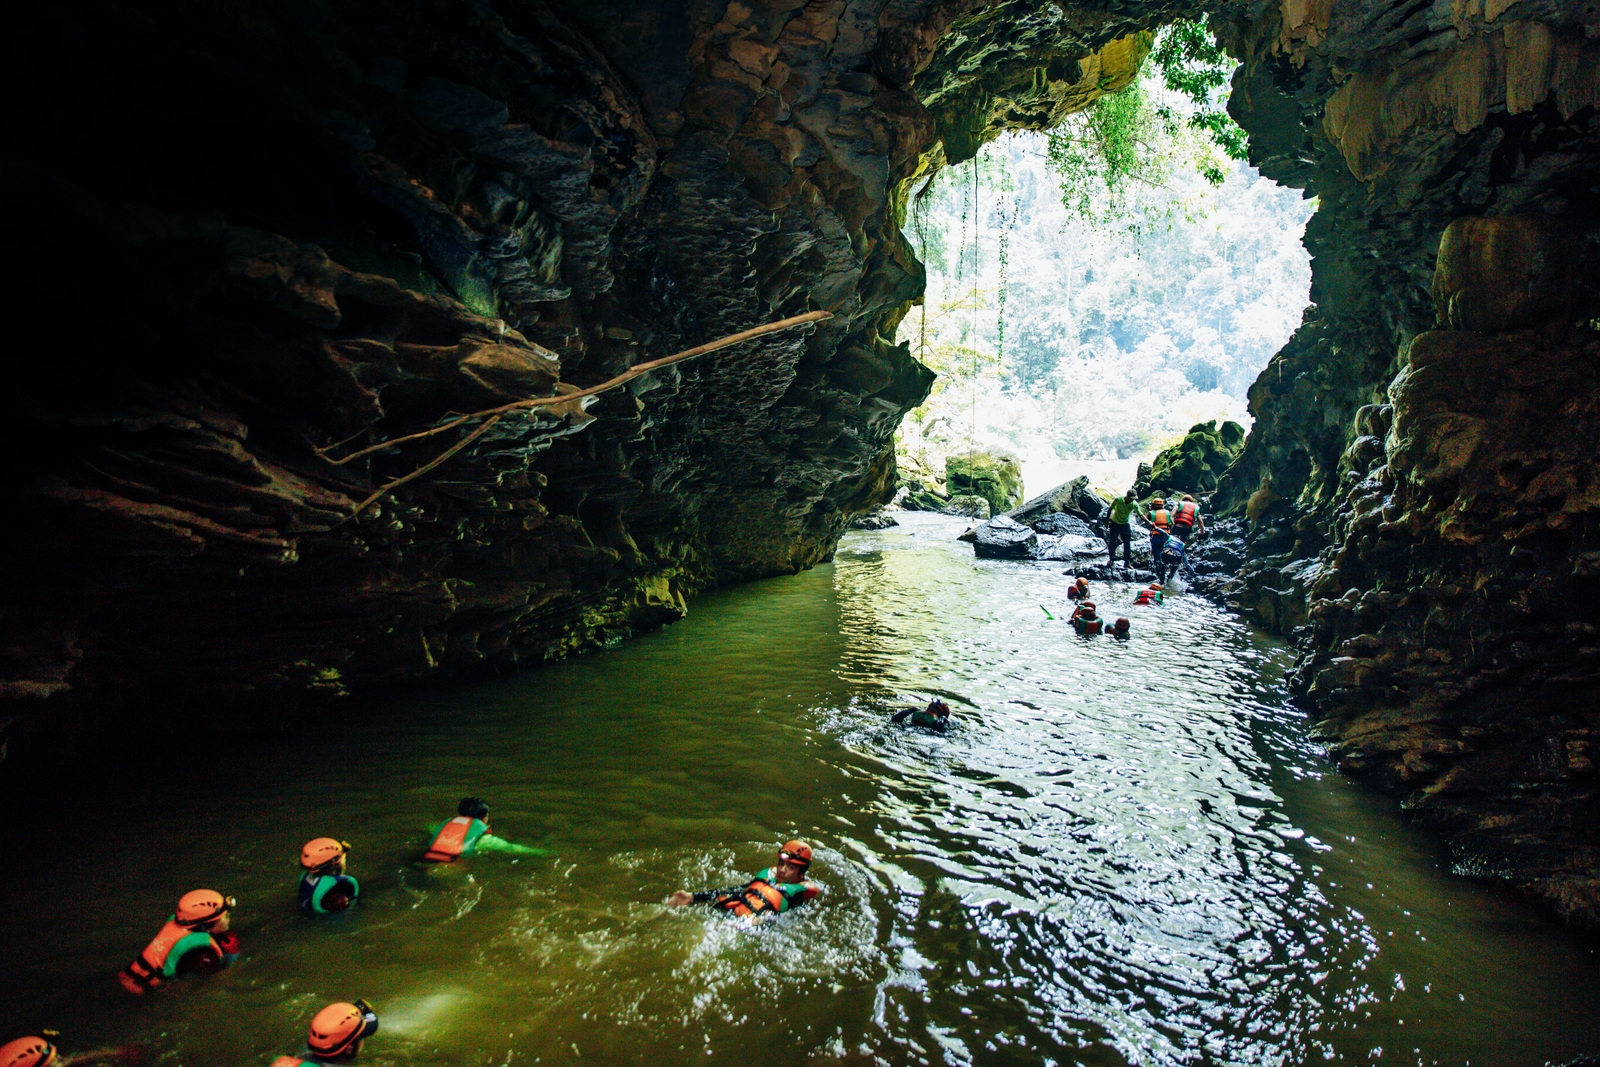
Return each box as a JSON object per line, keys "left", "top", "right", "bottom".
{"left": 350, "top": 414, "right": 503, "bottom": 516}
{"left": 322, "top": 309, "right": 834, "bottom": 467}
{"left": 340, "top": 308, "right": 833, "bottom": 516}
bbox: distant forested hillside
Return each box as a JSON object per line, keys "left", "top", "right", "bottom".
{"left": 897, "top": 78, "right": 1313, "bottom": 490}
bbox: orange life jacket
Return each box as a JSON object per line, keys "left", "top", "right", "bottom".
{"left": 118, "top": 920, "right": 219, "bottom": 995}
{"left": 269, "top": 1059, "right": 308, "bottom": 1067}
{"left": 424, "top": 816, "right": 484, "bottom": 862}
{"left": 1073, "top": 615, "right": 1103, "bottom": 635}
{"left": 1174, "top": 501, "right": 1198, "bottom": 528}
{"left": 714, "top": 879, "right": 789, "bottom": 918}
{"left": 1149, "top": 508, "right": 1170, "bottom": 531}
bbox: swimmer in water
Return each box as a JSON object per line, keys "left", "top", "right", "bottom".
{"left": 891, "top": 698, "right": 951, "bottom": 731}
{"left": 422, "top": 797, "right": 546, "bottom": 862}
{"left": 117, "top": 889, "right": 240, "bottom": 995}
{"left": 299, "top": 838, "right": 359, "bottom": 915}
{"left": 269, "top": 1000, "right": 379, "bottom": 1065}
{"left": 0, "top": 1036, "right": 146, "bottom": 1066}
{"left": 665, "top": 840, "right": 821, "bottom": 920}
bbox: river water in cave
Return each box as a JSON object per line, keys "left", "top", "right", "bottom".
{"left": 2, "top": 513, "right": 1597, "bottom": 1065}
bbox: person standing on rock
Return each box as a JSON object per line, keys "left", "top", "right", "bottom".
{"left": 1105, "top": 490, "right": 1137, "bottom": 569}
{"left": 1143, "top": 497, "right": 1172, "bottom": 564}
{"left": 1172, "top": 494, "right": 1204, "bottom": 542}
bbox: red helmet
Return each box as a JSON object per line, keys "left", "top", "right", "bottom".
{"left": 300, "top": 838, "right": 350, "bottom": 871}
{"left": 176, "top": 889, "right": 234, "bottom": 928}
{"left": 778, "top": 840, "right": 812, "bottom": 870}
{"left": 308, "top": 1000, "right": 379, "bottom": 1058}
{"left": 0, "top": 1038, "right": 58, "bottom": 1067}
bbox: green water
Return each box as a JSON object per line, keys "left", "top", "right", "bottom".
{"left": 1, "top": 513, "right": 1596, "bottom": 1065}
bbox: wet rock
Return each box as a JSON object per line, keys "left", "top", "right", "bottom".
{"left": 850, "top": 512, "right": 899, "bottom": 530}
{"left": 1030, "top": 512, "right": 1095, "bottom": 537}
{"left": 971, "top": 516, "right": 1037, "bottom": 560}
{"left": 1007, "top": 476, "right": 1105, "bottom": 526}
{"left": 1135, "top": 421, "right": 1245, "bottom": 498}
{"left": 946, "top": 450, "right": 1023, "bottom": 515}
{"left": 941, "top": 494, "right": 991, "bottom": 519}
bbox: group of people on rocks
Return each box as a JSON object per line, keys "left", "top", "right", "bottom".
{"left": 4, "top": 797, "right": 820, "bottom": 1066}
{"left": 1103, "top": 489, "right": 1204, "bottom": 583}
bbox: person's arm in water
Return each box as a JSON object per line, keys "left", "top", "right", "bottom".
{"left": 475, "top": 834, "right": 548, "bottom": 856}
{"left": 667, "top": 884, "right": 746, "bottom": 907}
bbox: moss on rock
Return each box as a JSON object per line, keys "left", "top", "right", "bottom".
{"left": 1136, "top": 421, "right": 1245, "bottom": 498}
{"left": 946, "top": 450, "right": 1024, "bottom": 514}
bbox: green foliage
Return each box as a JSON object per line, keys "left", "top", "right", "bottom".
{"left": 1151, "top": 17, "right": 1248, "bottom": 163}
{"left": 1046, "top": 18, "right": 1247, "bottom": 224}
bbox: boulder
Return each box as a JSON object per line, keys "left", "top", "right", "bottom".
{"left": 946, "top": 449, "right": 1023, "bottom": 514}
{"left": 1007, "top": 475, "right": 1104, "bottom": 526}
{"left": 941, "top": 494, "right": 991, "bottom": 519}
{"left": 1135, "top": 421, "right": 1246, "bottom": 498}
{"left": 971, "top": 515, "right": 1036, "bottom": 559}
{"left": 901, "top": 489, "right": 949, "bottom": 512}
{"left": 1030, "top": 511, "right": 1095, "bottom": 537}
{"left": 850, "top": 511, "right": 899, "bottom": 530}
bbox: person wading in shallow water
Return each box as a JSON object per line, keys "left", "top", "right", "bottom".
{"left": 269, "top": 1000, "right": 379, "bottom": 1066}
{"left": 891, "top": 699, "right": 951, "bottom": 731}
{"left": 117, "top": 890, "right": 240, "bottom": 995}
{"left": 1069, "top": 600, "right": 1104, "bottom": 635}
{"left": 666, "top": 841, "right": 821, "bottom": 919}
{"left": 422, "top": 797, "right": 546, "bottom": 862}
{"left": 1143, "top": 497, "right": 1172, "bottom": 564}
{"left": 1105, "top": 490, "right": 1137, "bottom": 568}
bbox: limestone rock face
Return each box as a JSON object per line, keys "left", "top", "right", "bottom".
{"left": 946, "top": 449, "right": 1024, "bottom": 514}
{"left": 0, "top": 0, "right": 1186, "bottom": 750}
{"left": 1213, "top": 0, "right": 1600, "bottom": 928}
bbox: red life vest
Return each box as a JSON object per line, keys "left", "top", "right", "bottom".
{"left": 1174, "top": 501, "right": 1198, "bottom": 529}
{"left": 715, "top": 879, "right": 787, "bottom": 917}
{"left": 1149, "top": 508, "right": 1171, "bottom": 531}
{"left": 424, "top": 817, "right": 483, "bottom": 862}
{"left": 1135, "top": 590, "right": 1156, "bottom": 605}
{"left": 118, "top": 920, "right": 220, "bottom": 995}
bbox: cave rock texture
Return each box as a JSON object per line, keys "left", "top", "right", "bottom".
{"left": 1213, "top": 0, "right": 1600, "bottom": 928}
{"left": 5, "top": 0, "right": 1600, "bottom": 931}
{"left": 0, "top": 0, "right": 1167, "bottom": 742}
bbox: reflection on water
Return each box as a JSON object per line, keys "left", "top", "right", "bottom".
{"left": 0, "top": 512, "right": 1595, "bottom": 1065}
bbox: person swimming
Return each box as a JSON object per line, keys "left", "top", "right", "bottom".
{"left": 118, "top": 890, "right": 240, "bottom": 995}
{"left": 1070, "top": 600, "right": 1104, "bottom": 635}
{"left": 1067, "top": 577, "right": 1091, "bottom": 601}
{"left": 891, "top": 699, "right": 951, "bottom": 731}
{"left": 299, "top": 838, "right": 359, "bottom": 915}
{"left": 1108, "top": 617, "right": 1131, "bottom": 640}
{"left": 423, "top": 797, "right": 546, "bottom": 862}
{"left": 665, "top": 841, "right": 821, "bottom": 920}
{"left": 1134, "top": 583, "right": 1163, "bottom": 606}
{"left": 269, "top": 1000, "right": 379, "bottom": 1065}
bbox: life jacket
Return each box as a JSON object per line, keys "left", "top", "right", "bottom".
{"left": 300, "top": 873, "right": 359, "bottom": 915}
{"left": 424, "top": 817, "right": 489, "bottom": 862}
{"left": 1173, "top": 501, "right": 1198, "bottom": 529}
{"left": 713, "top": 871, "right": 816, "bottom": 918}
{"left": 269, "top": 1059, "right": 309, "bottom": 1067}
{"left": 1134, "top": 590, "right": 1158, "bottom": 605}
{"left": 1072, "top": 616, "right": 1103, "bottom": 635}
{"left": 1149, "top": 508, "right": 1170, "bottom": 531}
{"left": 1162, "top": 538, "right": 1186, "bottom": 562}
{"left": 119, "top": 919, "right": 221, "bottom": 995}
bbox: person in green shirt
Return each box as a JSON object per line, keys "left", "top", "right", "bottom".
{"left": 1105, "top": 490, "right": 1137, "bottom": 568}
{"left": 422, "top": 797, "right": 546, "bottom": 862}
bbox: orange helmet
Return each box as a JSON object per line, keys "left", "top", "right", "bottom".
{"left": 1081, "top": 601, "right": 1096, "bottom": 611}
{"left": 1074, "top": 577, "right": 1088, "bottom": 588}
{"left": 176, "top": 889, "right": 234, "bottom": 928}
{"left": 308, "top": 1000, "right": 379, "bottom": 1058}
{"left": 0, "top": 1038, "right": 58, "bottom": 1067}
{"left": 1149, "top": 582, "right": 1162, "bottom": 590}
{"left": 778, "top": 840, "right": 812, "bottom": 870}
{"left": 1152, "top": 497, "right": 1164, "bottom": 507}
{"left": 301, "top": 838, "right": 350, "bottom": 871}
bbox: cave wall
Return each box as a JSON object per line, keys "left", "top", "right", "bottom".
{"left": 1212, "top": 0, "right": 1600, "bottom": 927}
{"left": 0, "top": 0, "right": 1176, "bottom": 750}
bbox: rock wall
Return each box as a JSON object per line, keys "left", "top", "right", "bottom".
{"left": 0, "top": 0, "right": 1177, "bottom": 752}
{"left": 1212, "top": 0, "right": 1600, "bottom": 927}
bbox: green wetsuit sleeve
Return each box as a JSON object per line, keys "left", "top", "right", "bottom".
{"left": 165, "top": 932, "right": 221, "bottom": 976}
{"left": 476, "top": 834, "right": 547, "bottom": 856}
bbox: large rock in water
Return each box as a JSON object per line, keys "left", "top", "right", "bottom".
{"left": 941, "top": 494, "right": 991, "bottom": 519}
{"left": 1136, "top": 421, "right": 1246, "bottom": 498}
{"left": 1007, "top": 476, "right": 1105, "bottom": 526}
{"left": 971, "top": 516, "right": 1036, "bottom": 559}
{"left": 947, "top": 450, "right": 1024, "bottom": 515}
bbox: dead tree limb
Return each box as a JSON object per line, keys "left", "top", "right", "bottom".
{"left": 323, "top": 309, "right": 833, "bottom": 467}
{"left": 339, "top": 309, "right": 833, "bottom": 516}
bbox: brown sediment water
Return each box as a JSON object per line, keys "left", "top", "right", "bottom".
{"left": 0, "top": 512, "right": 1594, "bottom": 1065}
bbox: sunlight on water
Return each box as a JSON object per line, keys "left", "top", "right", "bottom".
{"left": 0, "top": 512, "right": 1594, "bottom": 1065}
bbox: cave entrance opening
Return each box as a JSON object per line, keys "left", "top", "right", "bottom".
{"left": 895, "top": 55, "right": 1314, "bottom": 516}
